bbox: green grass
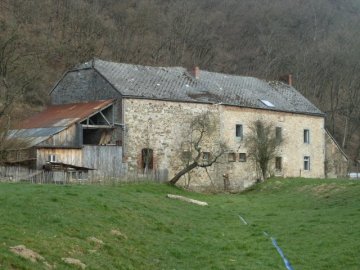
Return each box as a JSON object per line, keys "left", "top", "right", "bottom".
{"left": 0, "top": 178, "right": 360, "bottom": 269}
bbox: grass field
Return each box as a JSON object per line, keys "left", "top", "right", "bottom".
{"left": 0, "top": 178, "right": 359, "bottom": 269}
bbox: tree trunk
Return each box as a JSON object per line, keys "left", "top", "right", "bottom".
{"left": 342, "top": 116, "right": 348, "bottom": 149}
{"left": 169, "top": 162, "right": 198, "bottom": 185}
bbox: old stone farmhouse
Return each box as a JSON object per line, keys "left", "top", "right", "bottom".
{"left": 8, "top": 58, "right": 348, "bottom": 190}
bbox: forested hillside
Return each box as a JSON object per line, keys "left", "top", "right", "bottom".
{"left": 0, "top": 0, "right": 359, "bottom": 162}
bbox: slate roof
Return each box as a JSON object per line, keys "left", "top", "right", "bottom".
{"left": 75, "top": 59, "right": 323, "bottom": 116}
{"left": 9, "top": 99, "right": 114, "bottom": 147}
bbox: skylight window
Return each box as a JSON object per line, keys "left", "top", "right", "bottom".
{"left": 260, "top": 99, "right": 275, "bottom": 107}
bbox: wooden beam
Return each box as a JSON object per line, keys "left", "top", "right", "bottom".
{"left": 99, "top": 111, "right": 111, "bottom": 125}
{"left": 166, "top": 194, "right": 208, "bottom": 206}
{"left": 82, "top": 125, "right": 114, "bottom": 129}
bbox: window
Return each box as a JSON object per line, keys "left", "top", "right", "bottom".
{"left": 304, "top": 129, "right": 310, "bottom": 144}
{"left": 228, "top": 153, "right": 236, "bottom": 162}
{"left": 202, "top": 152, "right": 210, "bottom": 161}
{"left": 236, "top": 124, "right": 243, "bottom": 139}
{"left": 275, "top": 157, "right": 282, "bottom": 171}
{"left": 239, "top": 153, "right": 247, "bottom": 162}
{"left": 78, "top": 171, "right": 88, "bottom": 180}
{"left": 48, "top": 154, "right": 56, "bottom": 162}
{"left": 304, "top": 156, "right": 310, "bottom": 170}
{"left": 181, "top": 150, "right": 192, "bottom": 161}
{"left": 141, "top": 148, "right": 154, "bottom": 170}
{"left": 276, "top": 127, "right": 282, "bottom": 144}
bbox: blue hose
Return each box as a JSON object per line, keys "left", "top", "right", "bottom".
{"left": 270, "top": 236, "right": 294, "bottom": 270}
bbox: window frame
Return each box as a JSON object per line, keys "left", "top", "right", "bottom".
{"left": 304, "top": 129, "right": 310, "bottom": 144}
{"left": 228, "top": 153, "right": 236, "bottom": 162}
{"left": 275, "top": 156, "right": 282, "bottom": 171}
{"left": 276, "top": 127, "right": 282, "bottom": 144}
{"left": 202, "top": 152, "right": 210, "bottom": 161}
{"left": 239, "top": 153, "right": 247, "bottom": 162}
{"left": 141, "top": 148, "right": 154, "bottom": 170}
{"left": 304, "top": 156, "right": 311, "bottom": 171}
{"left": 235, "top": 124, "right": 243, "bottom": 140}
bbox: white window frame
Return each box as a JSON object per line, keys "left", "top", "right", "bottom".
{"left": 48, "top": 154, "right": 56, "bottom": 162}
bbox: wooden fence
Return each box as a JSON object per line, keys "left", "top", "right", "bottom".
{"left": 0, "top": 166, "right": 168, "bottom": 184}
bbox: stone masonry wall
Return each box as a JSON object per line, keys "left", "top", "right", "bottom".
{"left": 220, "top": 106, "right": 325, "bottom": 189}
{"left": 124, "top": 98, "right": 326, "bottom": 191}
{"left": 325, "top": 132, "right": 348, "bottom": 178}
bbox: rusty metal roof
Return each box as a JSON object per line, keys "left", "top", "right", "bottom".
{"left": 18, "top": 99, "right": 114, "bottom": 129}
{"left": 9, "top": 99, "right": 114, "bottom": 147}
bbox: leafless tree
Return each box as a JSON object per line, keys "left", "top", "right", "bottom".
{"left": 245, "top": 120, "right": 282, "bottom": 181}
{"left": 169, "top": 113, "right": 227, "bottom": 185}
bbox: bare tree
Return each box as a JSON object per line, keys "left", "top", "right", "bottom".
{"left": 169, "top": 113, "right": 226, "bottom": 185}
{"left": 0, "top": 30, "right": 35, "bottom": 163}
{"left": 245, "top": 120, "right": 282, "bottom": 181}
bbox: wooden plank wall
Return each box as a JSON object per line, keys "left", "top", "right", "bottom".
{"left": 82, "top": 145, "right": 124, "bottom": 179}
{"left": 36, "top": 148, "right": 83, "bottom": 169}
{"left": 39, "top": 125, "right": 79, "bottom": 147}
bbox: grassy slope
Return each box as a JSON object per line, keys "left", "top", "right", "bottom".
{"left": 0, "top": 179, "right": 359, "bottom": 269}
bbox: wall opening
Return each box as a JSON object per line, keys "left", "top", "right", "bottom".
{"left": 275, "top": 157, "right": 282, "bottom": 171}
{"left": 142, "top": 148, "right": 154, "bottom": 171}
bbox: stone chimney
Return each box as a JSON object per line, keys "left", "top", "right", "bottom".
{"left": 279, "top": 74, "right": 292, "bottom": 86}
{"left": 191, "top": 66, "right": 200, "bottom": 79}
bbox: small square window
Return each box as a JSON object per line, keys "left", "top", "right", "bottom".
{"left": 304, "top": 156, "right": 310, "bottom": 170}
{"left": 239, "top": 153, "right": 246, "bottom": 162}
{"left": 236, "top": 124, "right": 243, "bottom": 139}
{"left": 228, "top": 153, "right": 236, "bottom": 162}
{"left": 182, "top": 150, "right": 192, "bottom": 161}
{"left": 202, "top": 152, "right": 210, "bottom": 161}
{"left": 304, "top": 129, "right": 310, "bottom": 144}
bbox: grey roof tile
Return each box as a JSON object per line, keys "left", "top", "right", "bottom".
{"left": 80, "top": 59, "right": 323, "bottom": 115}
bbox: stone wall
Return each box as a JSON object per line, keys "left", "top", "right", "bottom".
{"left": 220, "top": 106, "right": 326, "bottom": 187}
{"left": 123, "top": 98, "right": 326, "bottom": 191}
{"left": 325, "top": 131, "right": 348, "bottom": 178}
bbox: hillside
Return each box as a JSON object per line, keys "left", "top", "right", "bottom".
{"left": 0, "top": 179, "right": 360, "bottom": 269}
{"left": 0, "top": 0, "right": 359, "bottom": 161}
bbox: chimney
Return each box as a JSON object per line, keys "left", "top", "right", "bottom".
{"left": 191, "top": 66, "right": 200, "bottom": 79}
{"left": 279, "top": 74, "right": 292, "bottom": 86}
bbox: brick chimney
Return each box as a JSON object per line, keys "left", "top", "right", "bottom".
{"left": 191, "top": 66, "right": 200, "bottom": 79}
{"left": 279, "top": 74, "right": 292, "bottom": 86}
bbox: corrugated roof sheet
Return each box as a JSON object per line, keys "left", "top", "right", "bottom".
{"left": 9, "top": 99, "right": 114, "bottom": 146}
{"left": 17, "top": 99, "right": 114, "bottom": 129}
{"left": 77, "top": 59, "right": 323, "bottom": 115}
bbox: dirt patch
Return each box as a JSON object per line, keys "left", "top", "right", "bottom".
{"left": 312, "top": 183, "right": 344, "bottom": 196}
{"left": 10, "top": 245, "right": 44, "bottom": 263}
{"left": 87, "top": 237, "right": 104, "bottom": 245}
{"left": 110, "top": 229, "right": 128, "bottom": 240}
{"left": 298, "top": 183, "right": 344, "bottom": 197}
{"left": 62, "top": 257, "right": 86, "bottom": 269}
